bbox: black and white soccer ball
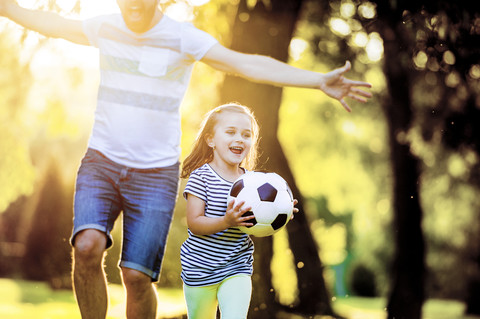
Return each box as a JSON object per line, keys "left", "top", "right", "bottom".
{"left": 228, "top": 171, "right": 294, "bottom": 237}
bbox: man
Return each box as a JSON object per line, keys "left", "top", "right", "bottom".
{"left": 0, "top": 0, "right": 372, "bottom": 318}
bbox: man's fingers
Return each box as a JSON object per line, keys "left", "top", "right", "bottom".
{"left": 352, "top": 87, "right": 373, "bottom": 98}
{"left": 348, "top": 93, "right": 368, "bottom": 103}
{"left": 340, "top": 99, "right": 352, "bottom": 112}
{"left": 348, "top": 79, "right": 372, "bottom": 88}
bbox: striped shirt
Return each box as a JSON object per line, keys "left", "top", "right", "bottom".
{"left": 180, "top": 164, "right": 254, "bottom": 287}
{"left": 82, "top": 14, "right": 218, "bottom": 168}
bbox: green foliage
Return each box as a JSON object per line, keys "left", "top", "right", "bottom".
{"left": 284, "top": 0, "right": 480, "bottom": 302}
{"left": 0, "top": 0, "right": 95, "bottom": 285}
{"left": 159, "top": 180, "right": 189, "bottom": 288}
{"left": 0, "top": 129, "right": 36, "bottom": 212}
{"left": 21, "top": 160, "right": 73, "bottom": 289}
{"left": 278, "top": 51, "right": 391, "bottom": 297}
{"left": 369, "top": 0, "right": 480, "bottom": 302}
{"left": 0, "top": 31, "right": 36, "bottom": 213}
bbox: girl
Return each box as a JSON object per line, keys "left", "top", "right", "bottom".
{"left": 179, "top": 102, "right": 260, "bottom": 318}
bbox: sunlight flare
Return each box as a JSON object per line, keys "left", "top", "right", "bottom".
{"left": 330, "top": 18, "right": 351, "bottom": 37}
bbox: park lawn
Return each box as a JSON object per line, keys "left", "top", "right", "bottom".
{"left": 0, "top": 278, "right": 478, "bottom": 319}
{"left": 0, "top": 278, "right": 186, "bottom": 319}
{"left": 332, "top": 296, "right": 478, "bottom": 319}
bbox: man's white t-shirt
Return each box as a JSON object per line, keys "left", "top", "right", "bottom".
{"left": 82, "top": 14, "right": 218, "bottom": 168}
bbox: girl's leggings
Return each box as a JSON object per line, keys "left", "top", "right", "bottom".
{"left": 183, "top": 275, "right": 252, "bottom": 319}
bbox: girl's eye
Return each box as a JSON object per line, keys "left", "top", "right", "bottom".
{"left": 226, "top": 130, "right": 235, "bottom": 135}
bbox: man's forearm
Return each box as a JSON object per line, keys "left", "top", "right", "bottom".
{"left": 233, "top": 53, "right": 323, "bottom": 89}
{"left": 203, "top": 46, "right": 320, "bottom": 88}
{"left": 1, "top": 2, "right": 89, "bottom": 45}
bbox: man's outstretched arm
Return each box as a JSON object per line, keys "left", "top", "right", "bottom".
{"left": 0, "top": 0, "right": 89, "bottom": 45}
{"left": 202, "top": 43, "right": 372, "bottom": 112}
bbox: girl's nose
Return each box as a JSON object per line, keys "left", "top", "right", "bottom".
{"left": 235, "top": 136, "right": 245, "bottom": 143}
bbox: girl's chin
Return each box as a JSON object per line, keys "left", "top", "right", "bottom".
{"left": 231, "top": 155, "right": 245, "bottom": 162}
{"left": 226, "top": 159, "right": 244, "bottom": 167}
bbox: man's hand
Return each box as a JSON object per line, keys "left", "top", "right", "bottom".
{"left": 0, "top": 1, "right": 89, "bottom": 45}
{"left": 319, "top": 61, "right": 372, "bottom": 112}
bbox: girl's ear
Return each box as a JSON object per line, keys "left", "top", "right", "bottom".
{"left": 205, "top": 135, "right": 214, "bottom": 148}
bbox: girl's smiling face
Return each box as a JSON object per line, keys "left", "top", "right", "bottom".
{"left": 207, "top": 111, "right": 253, "bottom": 168}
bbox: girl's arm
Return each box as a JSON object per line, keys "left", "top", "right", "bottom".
{"left": 186, "top": 194, "right": 254, "bottom": 236}
{"left": 0, "top": 1, "right": 89, "bottom": 45}
{"left": 201, "top": 43, "right": 372, "bottom": 112}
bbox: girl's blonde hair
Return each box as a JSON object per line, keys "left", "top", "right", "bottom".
{"left": 181, "top": 102, "right": 260, "bottom": 178}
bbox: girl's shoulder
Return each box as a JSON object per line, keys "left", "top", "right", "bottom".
{"left": 187, "top": 164, "right": 216, "bottom": 184}
{"left": 189, "top": 163, "right": 211, "bottom": 177}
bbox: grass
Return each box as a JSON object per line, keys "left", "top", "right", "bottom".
{"left": 0, "top": 278, "right": 478, "bottom": 319}
{"left": 332, "top": 296, "right": 479, "bottom": 319}
{"left": 0, "top": 278, "right": 186, "bottom": 319}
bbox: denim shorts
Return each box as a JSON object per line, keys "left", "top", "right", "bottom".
{"left": 71, "top": 148, "right": 179, "bottom": 281}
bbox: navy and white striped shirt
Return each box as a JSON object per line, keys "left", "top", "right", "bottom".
{"left": 180, "top": 164, "right": 254, "bottom": 287}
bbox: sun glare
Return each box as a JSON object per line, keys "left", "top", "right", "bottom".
{"left": 352, "top": 31, "right": 368, "bottom": 47}
{"left": 8, "top": 1, "right": 119, "bottom": 71}
{"left": 289, "top": 38, "right": 308, "bottom": 61}
{"left": 340, "top": 2, "right": 356, "bottom": 19}
{"left": 164, "top": 2, "right": 195, "bottom": 22}
{"left": 330, "top": 18, "right": 351, "bottom": 37}
{"left": 366, "top": 32, "right": 383, "bottom": 62}
{"left": 341, "top": 120, "right": 357, "bottom": 136}
{"left": 187, "top": 0, "right": 211, "bottom": 5}
{"left": 17, "top": 0, "right": 119, "bottom": 17}
{"left": 358, "top": 2, "right": 376, "bottom": 19}
{"left": 80, "top": 0, "right": 120, "bottom": 17}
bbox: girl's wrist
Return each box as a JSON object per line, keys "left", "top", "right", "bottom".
{"left": 222, "top": 215, "right": 232, "bottom": 229}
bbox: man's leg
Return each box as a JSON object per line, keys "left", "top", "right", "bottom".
{"left": 118, "top": 162, "right": 180, "bottom": 318}
{"left": 73, "top": 229, "right": 108, "bottom": 319}
{"left": 122, "top": 268, "right": 157, "bottom": 319}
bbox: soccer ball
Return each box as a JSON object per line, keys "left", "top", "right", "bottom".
{"left": 228, "top": 171, "right": 294, "bottom": 237}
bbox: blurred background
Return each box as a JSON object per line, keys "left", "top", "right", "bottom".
{"left": 0, "top": 0, "right": 479, "bottom": 318}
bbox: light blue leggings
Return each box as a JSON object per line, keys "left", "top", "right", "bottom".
{"left": 183, "top": 275, "right": 252, "bottom": 319}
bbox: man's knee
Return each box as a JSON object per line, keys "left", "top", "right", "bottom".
{"left": 122, "top": 268, "right": 152, "bottom": 290}
{"left": 73, "top": 229, "right": 106, "bottom": 266}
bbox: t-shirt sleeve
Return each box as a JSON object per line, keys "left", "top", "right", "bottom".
{"left": 82, "top": 15, "right": 108, "bottom": 48}
{"left": 183, "top": 171, "right": 207, "bottom": 202}
{"left": 180, "top": 23, "right": 219, "bottom": 61}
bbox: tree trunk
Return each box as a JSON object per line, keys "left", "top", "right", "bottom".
{"left": 379, "top": 18, "right": 425, "bottom": 319}
{"left": 465, "top": 217, "right": 480, "bottom": 315}
{"left": 220, "top": 0, "right": 335, "bottom": 316}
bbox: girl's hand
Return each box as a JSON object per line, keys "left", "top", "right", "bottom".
{"left": 224, "top": 199, "right": 255, "bottom": 228}
{"left": 291, "top": 199, "right": 300, "bottom": 220}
